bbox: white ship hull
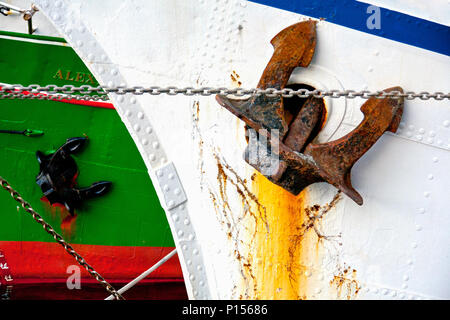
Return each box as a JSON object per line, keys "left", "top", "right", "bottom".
{"left": 1, "top": 0, "right": 449, "bottom": 300}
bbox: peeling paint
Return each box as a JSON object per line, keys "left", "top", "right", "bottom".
{"left": 230, "top": 70, "right": 242, "bottom": 87}
{"left": 191, "top": 100, "right": 261, "bottom": 298}
{"left": 330, "top": 267, "right": 360, "bottom": 300}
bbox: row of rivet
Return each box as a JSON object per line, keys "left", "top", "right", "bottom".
{"left": 197, "top": 0, "right": 244, "bottom": 83}
{"left": 154, "top": 163, "right": 208, "bottom": 298}
{"left": 258, "top": 263, "right": 436, "bottom": 299}
{"left": 344, "top": 116, "right": 450, "bottom": 150}
{"left": 192, "top": 1, "right": 248, "bottom": 299}
{"left": 307, "top": 268, "right": 434, "bottom": 300}
{"left": 404, "top": 153, "right": 439, "bottom": 295}
{"left": 76, "top": 9, "right": 209, "bottom": 299}
{"left": 397, "top": 120, "right": 450, "bottom": 149}
{"left": 35, "top": 0, "right": 211, "bottom": 299}
{"left": 346, "top": 42, "right": 449, "bottom": 149}
{"left": 155, "top": 163, "right": 187, "bottom": 209}
{"left": 170, "top": 205, "right": 210, "bottom": 299}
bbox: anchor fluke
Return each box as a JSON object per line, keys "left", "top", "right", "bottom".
{"left": 215, "top": 21, "right": 404, "bottom": 206}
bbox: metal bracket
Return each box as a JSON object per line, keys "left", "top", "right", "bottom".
{"left": 155, "top": 162, "right": 187, "bottom": 210}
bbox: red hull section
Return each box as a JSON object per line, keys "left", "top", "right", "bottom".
{"left": 0, "top": 241, "right": 186, "bottom": 300}
{"left": 6, "top": 279, "right": 187, "bottom": 300}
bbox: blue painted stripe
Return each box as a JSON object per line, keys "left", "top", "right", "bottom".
{"left": 249, "top": 0, "right": 450, "bottom": 56}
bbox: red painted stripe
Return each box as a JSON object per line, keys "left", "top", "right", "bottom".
{"left": 0, "top": 249, "right": 14, "bottom": 286}
{"left": 1, "top": 86, "right": 115, "bottom": 109}
{"left": 56, "top": 97, "right": 115, "bottom": 109}
{"left": 0, "top": 241, "right": 182, "bottom": 281}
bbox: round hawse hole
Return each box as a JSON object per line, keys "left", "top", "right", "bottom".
{"left": 283, "top": 83, "right": 327, "bottom": 148}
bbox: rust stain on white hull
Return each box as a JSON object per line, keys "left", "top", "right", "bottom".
{"left": 193, "top": 95, "right": 360, "bottom": 299}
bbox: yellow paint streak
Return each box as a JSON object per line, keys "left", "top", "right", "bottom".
{"left": 244, "top": 172, "right": 318, "bottom": 300}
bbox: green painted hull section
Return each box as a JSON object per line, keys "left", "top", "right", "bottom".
{"left": 0, "top": 34, "right": 173, "bottom": 248}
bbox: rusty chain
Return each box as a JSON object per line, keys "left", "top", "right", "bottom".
{"left": 0, "top": 85, "right": 449, "bottom": 102}
{"left": 0, "top": 176, "right": 125, "bottom": 300}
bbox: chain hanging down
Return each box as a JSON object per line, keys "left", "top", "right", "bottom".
{"left": 0, "top": 85, "right": 449, "bottom": 102}
{"left": 0, "top": 176, "right": 125, "bottom": 300}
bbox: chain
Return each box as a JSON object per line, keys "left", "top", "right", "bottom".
{"left": 0, "top": 85, "right": 449, "bottom": 101}
{"left": 0, "top": 176, "right": 125, "bottom": 300}
{"left": 0, "top": 83, "right": 447, "bottom": 299}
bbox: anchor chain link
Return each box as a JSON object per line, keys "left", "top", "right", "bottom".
{"left": 0, "top": 176, "right": 125, "bottom": 300}
{"left": 0, "top": 85, "right": 448, "bottom": 101}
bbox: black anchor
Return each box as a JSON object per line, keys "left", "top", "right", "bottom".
{"left": 35, "top": 137, "right": 112, "bottom": 215}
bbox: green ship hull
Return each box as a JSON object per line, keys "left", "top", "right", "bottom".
{"left": 0, "top": 31, "right": 185, "bottom": 299}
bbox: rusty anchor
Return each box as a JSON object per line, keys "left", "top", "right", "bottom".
{"left": 216, "top": 20, "right": 404, "bottom": 205}
{"left": 36, "top": 137, "right": 112, "bottom": 215}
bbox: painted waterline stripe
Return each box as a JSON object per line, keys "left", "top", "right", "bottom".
{"left": 0, "top": 34, "right": 68, "bottom": 47}
{"left": 249, "top": 0, "right": 450, "bottom": 56}
{"left": 0, "top": 85, "right": 113, "bottom": 109}
{"left": 0, "top": 30, "right": 66, "bottom": 43}
{"left": 0, "top": 241, "right": 182, "bottom": 279}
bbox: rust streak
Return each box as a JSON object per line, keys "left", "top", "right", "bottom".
{"left": 192, "top": 100, "right": 264, "bottom": 298}
{"left": 330, "top": 267, "right": 360, "bottom": 300}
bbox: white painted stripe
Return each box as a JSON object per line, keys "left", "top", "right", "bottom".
{"left": 0, "top": 35, "right": 69, "bottom": 47}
